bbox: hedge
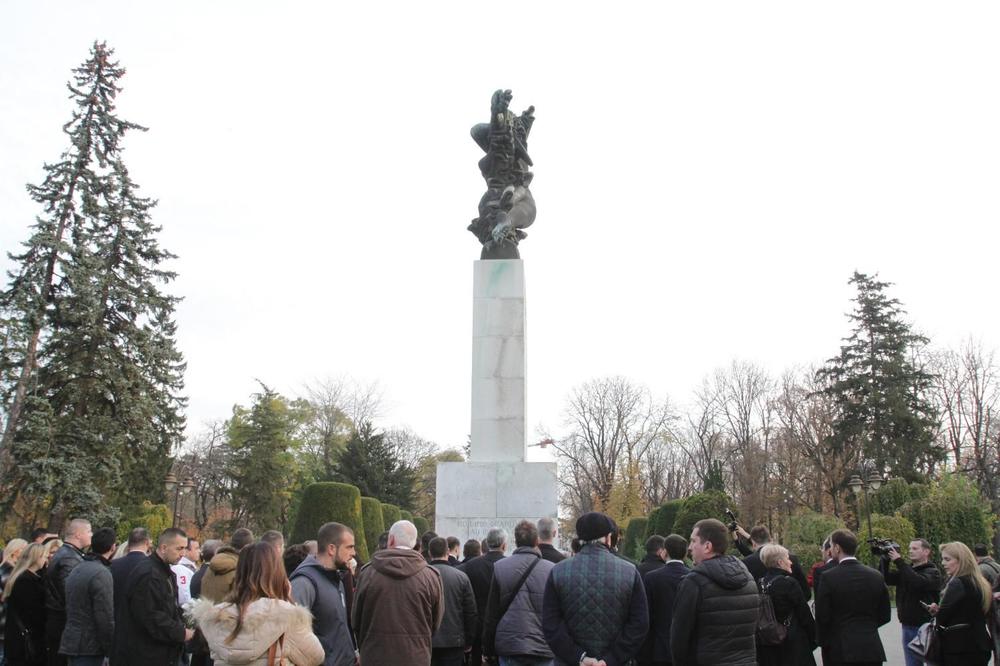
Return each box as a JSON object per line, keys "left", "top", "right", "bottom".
{"left": 413, "top": 516, "right": 430, "bottom": 536}
{"left": 858, "top": 513, "right": 916, "bottom": 569}
{"left": 900, "top": 475, "right": 994, "bottom": 559}
{"left": 291, "top": 482, "right": 370, "bottom": 561}
{"left": 649, "top": 499, "right": 684, "bottom": 538}
{"left": 400, "top": 509, "right": 414, "bottom": 523}
{"left": 360, "top": 497, "right": 385, "bottom": 555}
{"left": 381, "top": 503, "right": 402, "bottom": 529}
{"left": 117, "top": 502, "right": 171, "bottom": 543}
{"left": 786, "top": 510, "right": 846, "bottom": 569}
{"left": 870, "top": 478, "right": 929, "bottom": 516}
{"left": 623, "top": 517, "right": 648, "bottom": 560}
{"left": 673, "top": 491, "right": 734, "bottom": 544}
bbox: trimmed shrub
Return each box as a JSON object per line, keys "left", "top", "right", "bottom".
{"left": 858, "top": 513, "right": 916, "bottom": 569}
{"left": 117, "top": 502, "right": 171, "bottom": 543}
{"left": 673, "top": 491, "right": 734, "bottom": 545}
{"left": 900, "top": 475, "right": 994, "bottom": 558}
{"left": 786, "top": 510, "right": 846, "bottom": 569}
{"left": 623, "top": 517, "right": 648, "bottom": 560}
{"left": 644, "top": 506, "right": 664, "bottom": 540}
{"left": 291, "top": 482, "right": 370, "bottom": 561}
{"left": 381, "top": 503, "right": 402, "bottom": 528}
{"left": 413, "top": 516, "right": 430, "bottom": 536}
{"left": 361, "top": 497, "right": 385, "bottom": 556}
{"left": 870, "top": 478, "right": 929, "bottom": 516}
{"left": 400, "top": 509, "right": 414, "bottom": 523}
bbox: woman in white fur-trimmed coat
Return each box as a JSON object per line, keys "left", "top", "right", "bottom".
{"left": 191, "top": 542, "right": 324, "bottom": 666}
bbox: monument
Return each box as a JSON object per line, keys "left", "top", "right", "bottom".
{"left": 435, "top": 90, "right": 558, "bottom": 547}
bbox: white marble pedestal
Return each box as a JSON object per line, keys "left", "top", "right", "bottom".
{"left": 434, "top": 260, "right": 558, "bottom": 548}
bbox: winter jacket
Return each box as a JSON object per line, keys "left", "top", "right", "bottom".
{"left": 59, "top": 555, "right": 114, "bottom": 657}
{"left": 44, "top": 542, "right": 85, "bottom": 653}
{"left": 352, "top": 548, "right": 444, "bottom": 666}
{"left": 3, "top": 570, "right": 46, "bottom": 665}
{"left": 636, "top": 554, "right": 665, "bottom": 579}
{"left": 289, "top": 556, "right": 356, "bottom": 666}
{"left": 122, "top": 552, "right": 187, "bottom": 666}
{"left": 191, "top": 597, "right": 324, "bottom": 666}
{"left": 641, "top": 559, "right": 689, "bottom": 664}
{"left": 937, "top": 575, "right": 992, "bottom": 665}
{"left": 538, "top": 544, "right": 565, "bottom": 564}
{"left": 482, "top": 547, "right": 554, "bottom": 659}
{"left": 741, "top": 547, "right": 811, "bottom": 601}
{"left": 879, "top": 557, "right": 941, "bottom": 626}
{"left": 0, "top": 562, "right": 12, "bottom": 646}
{"left": 670, "top": 554, "right": 759, "bottom": 666}
{"left": 458, "top": 549, "right": 504, "bottom": 662}
{"left": 199, "top": 547, "right": 239, "bottom": 603}
{"left": 429, "top": 560, "right": 476, "bottom": 650}
{"left": 758, "top": 568, "right": 816, "bottom": 666}
{"left": 109, "top": 550, "right": 147, "bottom": 666}
{"left": 542, "top": 542, "right": 649, "bottom": 666}
{"left": 978, "top": 556, "right": 1000, "bottom": 586}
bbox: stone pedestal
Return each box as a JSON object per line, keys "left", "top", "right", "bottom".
{"left": 434, "top": 260, "right": 558, "bottom": 549}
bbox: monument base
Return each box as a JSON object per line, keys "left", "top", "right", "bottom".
{"left": 435, "top": 460, "right": 558, "bottom": 550}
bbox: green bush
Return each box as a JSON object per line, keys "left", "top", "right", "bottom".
{"left": 624, "top": 517, "right": 648, "bottom": 560}
{"left": 858, "top": 513, "right": 916, "bottom": 569}
{"left": 785, "top": 510, "right": 846, "bottom": 569}
{"left": 900, "top": 475, "right": 994, "bottom": 558}
{"left": 290, "top": 482, "right": 370, "bottom": 561}
{"left": 399, "top": 510, "right": 414, "bottom": 524}
{"left": 360, "top": 497, "right": 385, "bottom": 556}
{"left": 673, "top": 491, "right": 734, "bottom": 544}
{"left": 870, "top": 478, "right": 929, "bottom": 516}
{"left": 381, "top": 503, "right": 402, "bottom": 528}
{"left": 644, "top": 506, "right": 663, "bottom": 539}
{"left": 413, "top": 516, "right": 430, "bottom": 536}
{"left": 117, "top": 502, "right": 171, "bottom": 543}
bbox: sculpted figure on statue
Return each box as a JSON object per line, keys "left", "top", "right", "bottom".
{"left": 468, "top": 89, "right": 536, "bottom": 259}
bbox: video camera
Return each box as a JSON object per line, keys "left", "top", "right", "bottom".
{"left": 724, "top": 508, "right": 739, "bottom": 532}
{"left": 867, "top": 537, "right": 901, "bottom": 558}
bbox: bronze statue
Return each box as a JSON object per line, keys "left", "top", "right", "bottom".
{"left": 468, "top": 89, "right": 536, "bottom": 259}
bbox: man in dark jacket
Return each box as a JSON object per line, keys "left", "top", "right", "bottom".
{"left": 110, "top": 527, "right": 149, "bottom": 666}
{"left": 429, "top": 537, "right": 476, "bottom": 665}
{"left": 45, "top": 519, "right": 92, "bottom": 666}
{"left": 815, "top": 529, "right": 891, "bottom": 666}
{"left": 670, "top": 519, "right": 758, "bottom": 666}
{"left": 59, "top": 527, "right": 116, "bottom": 664}
{"left": 879, "top": 538, "right": 941, "bottom": 666}
{"left": 290, "top": 522, "right": 358, "bottom": 666}
{"left": 637, "top": 536, "right": 667, "bottom": 578}
{"left": 537, "top": 517, "right": 565, "bottom": 564}
{"left": 735, "top": 524, "right": 810, "bottom": 600}
{"left": 446, "top": 537, "right": 462, "bottom": 567}
{"left": 543, "top": 512, "right": 649, "bottom": 666}
{"left": 811, "top": 537, "right": 836, "bottom": 600}
{"left": 460, "top": 527, "right": 507, "bottom": 666}
{"left": 123, "top": 527, "right": 194, "bottom": 666}
{"left": 353, "top": 520, "right": 444, "bottom": 666}
{"left": 641, "top": 534, "right": 689, "bottom": 666}
{"left": 483, "top": 521, "right": 555, "bottom": 664}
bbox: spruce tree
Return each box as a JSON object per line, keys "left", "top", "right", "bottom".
{"left": 0, "top": 42, "right": 185, "bottom": 527}
{"left": 337, "top": 422, "right": 415, "bottom": 508}
{"left": 817, "top": 272, "right": 939, "bottom": 481}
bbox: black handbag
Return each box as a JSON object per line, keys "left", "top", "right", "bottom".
{"left": 11, "top": 610, "right": 42, "bottom": 663}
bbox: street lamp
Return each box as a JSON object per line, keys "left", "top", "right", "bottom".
{"left": 165, "top": 472, "right": 195, "bottom": 528}
{"left": 847, "top": 469, "right": 885, "bottom": 542}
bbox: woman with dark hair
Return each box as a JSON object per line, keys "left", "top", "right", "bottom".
{"left": 931, "top": 542, "right": 992, "bottom": 666}
{"left": 3, "top": 543, "right": 49, "bottom": 666}
{"left": 192, "top": 542, "right": 323, "bottom": 666}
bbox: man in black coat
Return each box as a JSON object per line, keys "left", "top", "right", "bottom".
{"left": 640, "top": 534, "right": 689, "bottom": 666}
{"left": 122, "top": 527, "right": 194, "bottom": 666}
{"left": 879, "top": 538, "right": 941, "bottom": 666}
{"left": 735, "top": 524, "right": 810, "bottom": 600}
{"left": 45, "top": 518, "right": 92, "bottom": 666}
{"left": 429, "top": 537, "right": 477, "bottom": 665}
{"left": 815, "top": 529, "right": 891, "bottom": 666}
{"left": 59, "top": 527, "right": 117, "bottom": 662}
{"left": 537, "top": 517, "right": 566, "bottom": 564}
{"left": 811, "top": 537, "right": 837, "bottom": 600}
{"left": 109, "top": 527, "right": 150, "bottom": 666}
{"left": 637, "top": 535, "right": 667, "bottom": 578}
{"left": 459, "top": 528, "right": 506, "bottom": 666}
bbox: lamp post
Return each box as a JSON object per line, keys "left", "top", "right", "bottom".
{"left": 847, "top": 469, "right": 884, "bottom": 542}
{"left": 164, "top": 472, "right": 195, "bottom": 528}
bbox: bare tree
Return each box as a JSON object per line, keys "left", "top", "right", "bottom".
{"left": 300, "top": 377, "right": 385, "bottom": 480}
{"left": 174, "top": 421, "right": 234, "bottom": 533}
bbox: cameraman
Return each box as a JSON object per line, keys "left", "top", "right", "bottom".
{"left": 879, "top": 538, "right": 941, "bottom": 666}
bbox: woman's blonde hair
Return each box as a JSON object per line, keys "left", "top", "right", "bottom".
{"left": 2, "top": 538, "right": 28, "bottom": 567}
{"left": 759, "top": 543, "right": 789, "bottom": 570}
{"left": 940, "top": 541, "right": 992, "bottom": 613}
{"left": 2, "top": 543, "right": 49, "bottom": 602}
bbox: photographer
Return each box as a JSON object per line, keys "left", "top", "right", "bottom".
{"left": 878, "top": 538, "right": 941, "bottom": 666}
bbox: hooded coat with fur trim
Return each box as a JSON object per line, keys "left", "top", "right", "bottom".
{"left": 191, "top": 597, "right": 324, "bottom": 666}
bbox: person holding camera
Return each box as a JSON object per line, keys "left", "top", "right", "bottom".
{"left": 877, "top": 538, "right": 941, "bottom": 666}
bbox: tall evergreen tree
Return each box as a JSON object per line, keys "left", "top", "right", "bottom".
{"left": 817, "top": 272, "right": 939, "bottom": 481}
{"left": 0, "top": 42, "right": 185, "bottom": 527}
{"left": 337, "top": 422, "right": 415, "bottom": 508}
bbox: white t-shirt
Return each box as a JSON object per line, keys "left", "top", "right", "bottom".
{"left": 172, "top": 557, "right": 197, "bottom": 606}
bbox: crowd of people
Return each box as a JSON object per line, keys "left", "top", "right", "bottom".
{"left": 2, "top": 513, "right": 1000, "bottom": 666}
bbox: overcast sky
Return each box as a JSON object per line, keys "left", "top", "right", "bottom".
{"left": 2, "top": 2, "right": 998, "bottom": 458}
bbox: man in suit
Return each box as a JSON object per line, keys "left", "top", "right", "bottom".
{"left": 812, "top": 537, "right": 837, "bottom": 600}
{"left": 109, "top": 527, "right": 150, "bottom": 666}
{"left": 815, "top": 529, "right": 891, "bottom": 666}
{"left": 640, "top": 534, "right": 690, "bottom": 666}
{"left": 459, "top": 527, "right": 506, "bottom": 666}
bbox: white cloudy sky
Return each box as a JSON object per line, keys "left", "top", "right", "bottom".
{"left": 2, "top": 2, "right": 998, "bottom": 457}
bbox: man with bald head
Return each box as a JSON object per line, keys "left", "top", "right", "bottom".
{"left": 45, "top": 518, "right": 93, "bottom": 666}
{"left": 353, "top": 520, "right": 444, "bottom": 665}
